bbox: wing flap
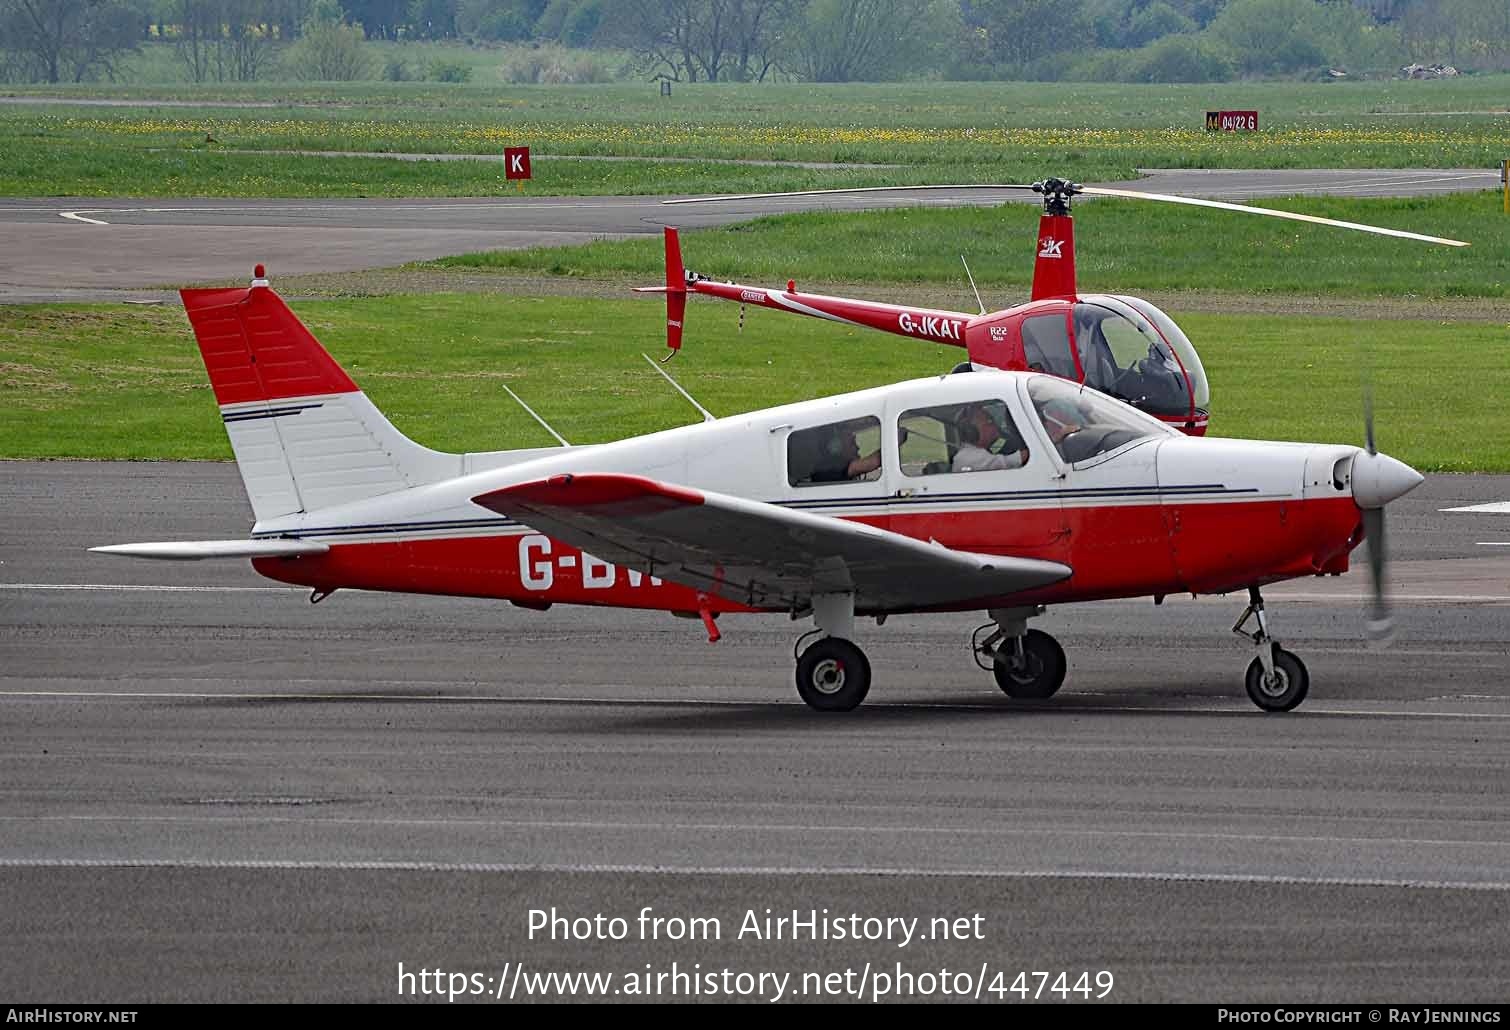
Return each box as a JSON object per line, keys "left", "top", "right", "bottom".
{"left": 90, "top": 540, "right": 330, "bottom": 561}
{"left": 474, "top": 473, "right": 1070, "bottom": 610}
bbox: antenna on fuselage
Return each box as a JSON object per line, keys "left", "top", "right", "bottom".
{"left": 502, "top": 384, "right": 571, "bottom": 446}
{"left": 961, "top": 255, "right": 986, "bottom": 315}
{"left": 641, "top": 353, "right": 716, "bottom": 423}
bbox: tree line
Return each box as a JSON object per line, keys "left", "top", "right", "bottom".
{"left": 3, "top": 0, "right": 1507, "bottom": 84}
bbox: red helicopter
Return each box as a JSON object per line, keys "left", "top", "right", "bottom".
{"left": 637, "top": 178, "right": 1468, "bottom": 435}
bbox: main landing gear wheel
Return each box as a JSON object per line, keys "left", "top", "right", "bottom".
{"left": 795, "top": 637, "right": 872, "bottom": 712}
{"left": 1244, "top": 648, "right": 1309, "bottom": 712}
{"left": 992, "top": 629, "right": 1066, "bottom": 700}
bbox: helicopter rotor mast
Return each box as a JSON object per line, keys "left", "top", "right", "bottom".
{"left": 1029, "top": 178, "right": 1082, "bottom": 301}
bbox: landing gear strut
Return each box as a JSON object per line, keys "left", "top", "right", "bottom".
{"left": 1233, "top": 586, "right": 1309, "bottom": 712}
{"left": 973, "top": 606, "right": 1066, "bottom": 700}
{"left": 793, "top": 592, "right": 871, "bottom": 712}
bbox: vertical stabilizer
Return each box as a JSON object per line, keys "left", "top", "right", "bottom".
{"left": 182, "top": 276, "right": 461, "bottom": 521}
{"left": 664, "top": 227, "right": 688, "bottom": 355}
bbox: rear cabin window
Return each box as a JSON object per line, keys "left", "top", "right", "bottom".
{"left": 787, "top": 416, "right": 883, "bottom": 487}
{"left": 898, "top": 399, "right": 1030, "bottom": 477}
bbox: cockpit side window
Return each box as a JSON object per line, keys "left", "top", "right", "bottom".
{"left": 787, "top": 416, "right": 883, "bottom": 487}
{"left": 1027, "top": 375, "right": 1174, "bottom": 465}
{"left": 899, "top": 399, "right": 1029, "bottom": 477}
{"left": 1021, "top": 313, "right": 1078, "bottom": 380}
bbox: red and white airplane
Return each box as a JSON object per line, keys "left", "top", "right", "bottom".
{"left": 95, "top": 269, "right": 1424, "bottom": 712}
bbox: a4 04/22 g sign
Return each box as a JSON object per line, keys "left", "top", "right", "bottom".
{"left": 1206, "top": 110, "right": 1259, "bottom": 132}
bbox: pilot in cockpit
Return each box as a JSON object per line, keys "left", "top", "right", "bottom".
{"left": 1040, "top": 398, "right": 1087, "bottom": 460}
{"left": 952, "top": 405, "right": 1029, "bottom": 472}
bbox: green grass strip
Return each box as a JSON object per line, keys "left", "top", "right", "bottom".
{"left": 2, "top": 294, "right": 1504, "bottom": 472}
{"left": 436, "top": 193, "right": 1509, "bottom": 301}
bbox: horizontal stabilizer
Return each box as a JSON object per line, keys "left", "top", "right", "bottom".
{"left": 90, "top": 539, "right": 330, "bottom": 561}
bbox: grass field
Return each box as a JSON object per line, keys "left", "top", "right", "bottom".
{"left": 6, "top": 76, "right": 1508, "bottom": 123}
{"left": 0, "top": 139, "right": 890, "bottom": 198}
{"left": 437, "top": 192, "right": 1509, "bottom": 300}
{"left": 1, "top": 77, "right": 1506, "bottom": 198}
{"left": 3, "top": 294, "right": 1505, "bottom": 471}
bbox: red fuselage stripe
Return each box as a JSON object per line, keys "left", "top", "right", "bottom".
{"left": 252, "top": 496, "right": 1361, "bottom": 613}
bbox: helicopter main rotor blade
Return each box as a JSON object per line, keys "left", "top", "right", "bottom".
{"left": 1081, "top": 186, "right": 1470, "bottom": 247}
{"left": 663, "top": 184, "right": 1037, "bottom": 205}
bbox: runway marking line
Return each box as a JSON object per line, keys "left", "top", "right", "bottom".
{"left": 1, "top": 688, "right": 1507, "bottom": 720}
{"left": 0, "top": 857, "right": 1504, "bottom": 892}
{"left": 1442, "top": 502, "right": 1510, "bottom": 514}
{"left": 6, "top": 813, "right": 1507, "bottom": 857}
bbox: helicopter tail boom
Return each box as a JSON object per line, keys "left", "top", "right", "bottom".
{"left": 635, "top": 227, "right": 975, "bottom": 351}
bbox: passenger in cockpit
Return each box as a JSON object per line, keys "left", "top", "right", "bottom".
{"left": 810, "top": 420, "right": 881, "bottom": 482}
{"left": 1040, "top": 398, "right": 1086, "bottom": 460}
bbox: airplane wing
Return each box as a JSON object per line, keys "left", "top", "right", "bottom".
{"left": 473, "top": 473, "right": 1070, "bottom": 611}
{"left": 91, "top": 539, "right": 330, "bottom": 561}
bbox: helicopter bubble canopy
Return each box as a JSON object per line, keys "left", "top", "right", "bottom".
{"left": 1072, "top": 294, "right": 1210, "bottom": 419}
{"left": 1110, "top": 295, "right": 1210, "bottom": 411}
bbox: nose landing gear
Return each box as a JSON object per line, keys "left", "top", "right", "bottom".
{"left": 1233, "top": 586, "right": 1309, "bottom": 712}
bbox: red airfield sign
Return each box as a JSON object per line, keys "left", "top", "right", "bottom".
{"left": 504, "top": 146, "right": 532, "bottom": 180}
{"left": 1205, "top": 110, "right": 1259, "bottom": 132}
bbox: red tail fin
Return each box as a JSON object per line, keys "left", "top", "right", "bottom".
{"left": 664, "top": 227, "right": 687, "bottom": 354}
{"left": 181, "top": 280, "right": 358, "bottom": 407}
{"left": 1029, "top": 213, "right": 1077, "bottom": 301}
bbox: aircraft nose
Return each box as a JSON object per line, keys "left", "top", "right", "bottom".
{"left": 1352, "top": 449, "right": 1424, "bottom": 509}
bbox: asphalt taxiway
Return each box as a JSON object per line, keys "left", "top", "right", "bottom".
{"left": 2, "top": 461, "right": 1507, "bottom": 1001}
{"left": 2, "top": 160, "right": 1506, "bottom": 1002}
{"left": 1, "top": 167, "right": 1498, "bottom": 302}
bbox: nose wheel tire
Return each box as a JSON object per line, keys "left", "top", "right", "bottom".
{"left": 992, "top": 628, "right": 1066, "bottom": 699}
{"left": 795, "top": 637, "right": 872, "bottom": 712}
{"left": 1244, "top": 648, "right": 1309, "bottom": 712}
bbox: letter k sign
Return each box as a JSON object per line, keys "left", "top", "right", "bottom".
{"left": 504, "top": 147, "right": 532, "bottom": 181}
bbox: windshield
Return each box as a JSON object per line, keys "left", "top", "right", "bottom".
{"left": 1027, "top": 374, "right": 1176, "bottom": 465}
{"left": 1105, "top": 295, "right": 1211, "bottom": 411}
{"left": 1072, "top": 299, "right": 1192, "bottom": 417}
